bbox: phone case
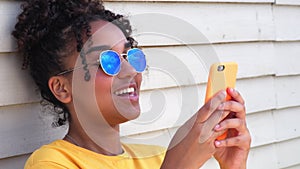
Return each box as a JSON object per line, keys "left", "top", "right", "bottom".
{"left": 205, "top": 62, "right": 238, "bottom": 140}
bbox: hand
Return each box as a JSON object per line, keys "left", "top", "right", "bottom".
{"left": 161, "top": 91, "right": 231, "bottom": 169}
{"left": 213, "top": 88, "right": 251, "bottom": 169}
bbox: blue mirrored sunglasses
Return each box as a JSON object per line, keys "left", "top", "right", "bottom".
{"left": 56, "top": 48, "right": 147, "bottom": 76}
{"left": 100, "top": 48, "right": 146, "bottom": 76}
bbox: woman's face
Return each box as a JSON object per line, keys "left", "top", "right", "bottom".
{"left": 69, "top": 20, "right": 142, "bottom": 127}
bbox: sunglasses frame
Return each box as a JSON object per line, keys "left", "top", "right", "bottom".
{"left": 55, "top": 48, "right": 146, "bottom": 77}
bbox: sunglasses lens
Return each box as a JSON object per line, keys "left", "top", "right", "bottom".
{"left": 100, "top": 51, "right": 121, "bottom": 76}
{"left": 127, "top": 48, "right": 147, "bottom": 73}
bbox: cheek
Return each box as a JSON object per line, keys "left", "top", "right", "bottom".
{"left": 136, "top": 73, "right": 142, "bottom": 87}
{"left": 136, "top": 74, "right": 142, "bottom": 96}
{"left": 95, "top": 70, "right": 113, "bottom": 94}
{"left": 137, "top": 73, "right": 142, "bottom": 81}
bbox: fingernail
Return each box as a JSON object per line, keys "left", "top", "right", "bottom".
{"left": 218, "top": 103, "right": 224, "bottom": 109}
{"left": 227, "top": 87, "right": 233, "bottom": 93}
{"left": 215, "top": 141, "right": 221, "bottom": 147}
{"left": 222, "top": 90, "right": 227, "bottom": 96}
{"left": 214, "top": 124, "right": 221, "bottom": 130}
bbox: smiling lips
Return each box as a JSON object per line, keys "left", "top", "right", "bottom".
{"left": 114, "top": 85, "right": 139, "bottom": 102}
{"left": 114, "top": 87, "right": 135, "bottom": 96}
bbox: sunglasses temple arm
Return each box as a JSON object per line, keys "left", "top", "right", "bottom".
{"left": 55, "top": 65, "right": 86, "bottom": 76}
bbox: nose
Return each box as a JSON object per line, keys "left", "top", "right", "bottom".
{"left": 117, "top": 59, "right": 137, "bottom": 79}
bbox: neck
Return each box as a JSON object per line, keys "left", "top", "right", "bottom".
{"left": 65, "top": 116, "right": 123, "bottom": 156}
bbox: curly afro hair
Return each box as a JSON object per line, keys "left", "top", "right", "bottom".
{"left": 12, "top": 0, "right": 137, "bottom": 126}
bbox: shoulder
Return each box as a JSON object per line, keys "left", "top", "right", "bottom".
{"left": 24, "top": 140, "right": 78, "bottom": 169}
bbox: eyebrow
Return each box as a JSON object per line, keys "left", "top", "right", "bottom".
{"left": 124, "top": 41, "right": 132, "bottom": 49}
{"left": 85, "top": 42, "right": 133, "bottom": 55}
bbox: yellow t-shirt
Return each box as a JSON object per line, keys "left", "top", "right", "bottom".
{"left": 24, "top": 140, "right": 166, "bottom": 169}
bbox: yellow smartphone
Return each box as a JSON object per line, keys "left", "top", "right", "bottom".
{"left": 205, "top": 62, "right": 238, "bottom": 140}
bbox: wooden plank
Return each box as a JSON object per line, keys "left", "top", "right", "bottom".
{"left": 3, "top": 35, "right": 281, "bottom": 106}
{"left": 211, "top": 42, "right": 275, "bottom": 78}
{"left": 246, "top": 110, "right": 276, "bottom": 147}
{"left": 0, "top": 1, "right": 21, "bottom": 52}
{"left": 247, "top": 144, "right": 278, "bottom": 169}
{"left": 0, "top": 103, "right": 67, "bottom": 158}
{"left": 105, "top": 0, "right": 274, "bottom": 3}
{"left": 283, "top": 164, "right": 300, "bottom": 169}
{"left": 274, "top": 42, "right": 300, "bottom": 76}
{"left": 276, "top": 137, "right": 300, "bottom": 168}
{"left": 276, "top": 0, "right": 300, "bottom": 5}
{"left": 0, "top": 1, "right": 277, "bottom": 52}
{"left": 122, "top": 76, "right": 276, "bottom": 136}
{"left": 0, "top": 53, "right": 41, "bottom": 107}
{"left": 141, "top": 46, "right": 210, "bottom": 90}
{"left": 0, "top": 154, "right": 30, "bottom": 169}
{"left": 274, "top": 5, "right": 300, "bottom": 41}
{"left": 121, "top": 84, "right": 204, "bottom": 136}
{"left": 275, "top": 75, "right": 300, "bottom": 109}
{"left": 5, "top": 1, "right": 300, "bottom": 50}
{"left": 273, "top": 107, "right": 300, "bottom": 142}
{"left": 236, "top": 76, "right": 276, "bottom": 113}
{"left": 141, "top": 42, "right": 275, "bottom": 91}
{"left": 105, "top": 2, "right": 275, "bottom": 45}
{"left": 166, "top": 111, "right": 277, "bottom": 148}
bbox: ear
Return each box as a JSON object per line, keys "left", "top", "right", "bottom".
{"left": 48, "top": 76, "right": 72, "bottom": 104}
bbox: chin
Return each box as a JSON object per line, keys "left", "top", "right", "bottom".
{"left": 112, "top": 94, "right": 141, "bottom": 121}
{"left": 119, "top": 106, "right": 141, "bottom": 122}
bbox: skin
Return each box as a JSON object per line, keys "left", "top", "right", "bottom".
{"left": 49, "top": 20, "right": 142, "bottom": 155}
{"left": 48, "top": 20, "right": 251, "bottom": 168}
{"left": 161, "top": 89, "right": 251, "bottom": 169}
{"left": 214, "top": 88, "right": 251, "bottom": 169}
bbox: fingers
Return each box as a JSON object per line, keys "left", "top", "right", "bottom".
{"left": 197, "top": 90, "right": 226, "bottom": 123}
{"left": 214, "top": 131, "right": 251, "bottom": 149}
{"left": 218, "top": 88, "right": 246, "bottom": 119}
{"left": 213, "top": 118, "right": 251, "bottom": 148}
{"left": 218, "top": 101, "right": 246, "bottom": 119}
{"left": 198, "top": 110, "right": 230, "bottom": 143}
{"left": 197, "top": 88, "right": 246, "bottom": 144}
{"left": 197, "top": 88, "right": 245, "bottom": 123}
{"left": 227, "top": 88, "right": 245, "bottom": 105}
{"left": 214, "top": 118, "right": 246, "bottom": 132}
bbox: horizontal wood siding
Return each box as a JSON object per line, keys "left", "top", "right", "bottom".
{"left": 0, "top": 103, "right": 67, "bottom": 158}
{"left": 0, "top": 0, "right": 299, "bottom": 169}
{"left": 276, "top": 0, "right": 300, "bottom": 6}
{"left": 105, "top": 0, "right": 274, "bottom": 2}
{"left": 0, "top": 1, "right": 20, "bottom": 52}
{"left": 0, "top": 53, "right": 40, "bottom": 106}
{"left": 105, "top": 2, "right": 276, "bottom": 45}
{"left": 0, "top": 154, "right": 30, "bottom": 169}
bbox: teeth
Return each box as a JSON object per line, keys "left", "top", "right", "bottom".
{"left": 115, "top": 87, "right": 135, "bottom": 96}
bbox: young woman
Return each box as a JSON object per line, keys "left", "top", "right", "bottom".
{"left": 12, "top": 0, "right": 251, "bottom": 168}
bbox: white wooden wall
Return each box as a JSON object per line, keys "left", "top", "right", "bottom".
{"left": 0, "top": 0, "right": 299, "bottom": 169}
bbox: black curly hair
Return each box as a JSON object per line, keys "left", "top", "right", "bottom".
{"left": 12, "top": 0, "right": 137, "bottom": 126}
